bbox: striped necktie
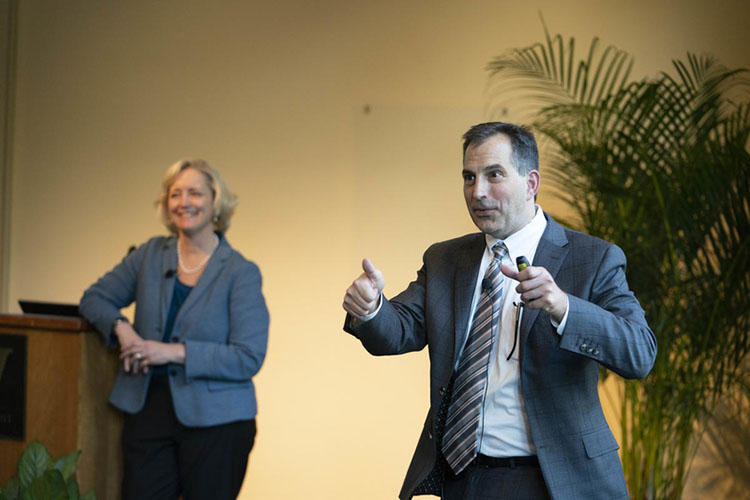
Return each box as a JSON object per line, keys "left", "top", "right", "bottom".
{"left": 441, "top": 242, "right": 507, "bottom": 474}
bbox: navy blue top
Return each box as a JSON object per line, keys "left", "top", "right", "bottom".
{"left": 152, "top": 279, "right": 192, "bottom": 375}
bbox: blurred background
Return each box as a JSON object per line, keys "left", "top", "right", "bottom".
{"left": 1, "top": 1, "right": 748, "bottom": 498}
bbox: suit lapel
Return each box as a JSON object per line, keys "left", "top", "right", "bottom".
{"left": 519, "top": 214, "right": 569, "bottom": 353}
{"left": 452, "top": 234, "right": 486, "bottom": 367}
{"left": 160, "top": 238, "right": 178, "bottom": 330}
{"left": 175, "top": 235, "right": 231, "bottom": 325}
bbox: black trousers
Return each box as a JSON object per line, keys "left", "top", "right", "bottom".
{"left": 442, "top": 458, "right": 551, "bottom": 500}
{"left": 122, "top": 375, "right": 256, "bottom": 500}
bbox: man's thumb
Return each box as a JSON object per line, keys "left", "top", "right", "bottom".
{"left": 500, "top": 264, "right": 519, "bottom": 280}
{"left": 362, "top": 258, "right": 384, "bottom": 289}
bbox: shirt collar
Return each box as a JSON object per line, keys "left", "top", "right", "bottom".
{"left": 483, "top": 205, "right": 547, "bottom": 263}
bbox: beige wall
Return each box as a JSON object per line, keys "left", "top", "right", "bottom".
{"left": 5, "top": 0, "right": 750, "bottom": 498}
{"left": 0, "top": 0, "right": 16, "bottom": 314}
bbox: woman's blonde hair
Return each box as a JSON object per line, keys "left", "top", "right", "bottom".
{"left": 156, "top": 158, "right": 237, "bottom": 234}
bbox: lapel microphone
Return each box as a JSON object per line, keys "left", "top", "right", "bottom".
{"left": 164, "top": 269, "right": 176, "bottom": 278}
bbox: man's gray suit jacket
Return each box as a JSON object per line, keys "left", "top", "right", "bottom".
{"left": 80, "top": 234, "right": 269, "bottom": 427}
{"left": 345, "top": 213, "right": 656, "bottom": 500}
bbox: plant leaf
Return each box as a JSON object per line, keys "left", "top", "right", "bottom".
{"left": 1, "top": 476, "right": 20, "bottom": 500}
{"left": 17, "top": 442, "right": 52, "bottom": 489}
{"left": 21, "top": 470, "right": 68, "bottom": 500}
{"left": 65, "top": 477, "right": 79, "bottom": 500}
{"left": 53, "top": 450, "right": 81, "bottom": 481}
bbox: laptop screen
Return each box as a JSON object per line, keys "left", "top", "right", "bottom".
{"left": 18, "top": 300, "right": 80, "bottom": 317}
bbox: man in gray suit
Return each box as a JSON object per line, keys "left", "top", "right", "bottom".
{"left": 343, "top": 122, "right": 656, "bottom": 499}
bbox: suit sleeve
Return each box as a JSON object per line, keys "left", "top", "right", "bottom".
{"left": 558, "top": 244, "right": 657, "bottom": 379}
{"left": 345, "top": 263, "right": 429, "bottom": 356}
{"left": 184, "top": 261, "right": 269, "bottom": 381}
{"left": 79, "top": 243, "right": 147, "bottom": 347}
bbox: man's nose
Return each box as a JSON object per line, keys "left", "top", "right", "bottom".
{"left": 472, "top": 178, "right": 488, "bottom": 199}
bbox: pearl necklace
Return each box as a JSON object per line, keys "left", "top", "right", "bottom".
{"left": 177, "top": 234, "right": 219, "bottom": 274}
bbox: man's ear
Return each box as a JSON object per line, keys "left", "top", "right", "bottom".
{"left": 526, "top": 170, "right": 540, "bottom": 200}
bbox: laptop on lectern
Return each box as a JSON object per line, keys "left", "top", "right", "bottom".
{"left": 18, "top": 300, "right": 80, "bottom": 317}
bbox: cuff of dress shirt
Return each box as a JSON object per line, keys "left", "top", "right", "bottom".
{"left": 550, "top": 295, "right": 570, "bottom": 335}
{"left": 351, "top": 292, "right": 383, "bottom": 327}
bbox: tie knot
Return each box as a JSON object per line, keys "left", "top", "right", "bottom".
{"left": 492, "top": 242, "right": 507, "bottom": 260}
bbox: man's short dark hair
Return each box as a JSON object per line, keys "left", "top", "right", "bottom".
{"left": 462, "top": 122, "right": 539, "bottom": 175}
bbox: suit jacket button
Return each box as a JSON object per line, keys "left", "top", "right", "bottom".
{"left": 169, "top": 369, "right": 177, "bottom": 376}
{"left": 439, "top": 386, "right": 446, "bottom": 395}
{"left": 171, "top": 336, "right": 180, "bottom": 342}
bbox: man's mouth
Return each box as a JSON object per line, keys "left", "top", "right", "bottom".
{"left": 473, "top": 206, "right": 497, "bottom": 217}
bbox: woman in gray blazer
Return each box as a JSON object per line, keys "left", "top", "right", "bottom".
{"left": 79, "top": 159, "right": 269, "bottom": 500}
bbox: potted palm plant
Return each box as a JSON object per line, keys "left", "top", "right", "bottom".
{"left": 485, "top": 24, "right": 750, "bottom": 499}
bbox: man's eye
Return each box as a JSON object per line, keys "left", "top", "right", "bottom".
{"left": 463, "top": 175, "right": 475, "bottom": 182}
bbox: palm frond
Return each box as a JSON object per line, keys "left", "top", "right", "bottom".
{"left": 485, "top": 23, "right": 632, "bottom": 121}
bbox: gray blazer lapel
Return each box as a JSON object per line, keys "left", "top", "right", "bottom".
{"left": 453, "top": 234, "right": 486, "bottom": 367}
{"left": 520, "top": 214, "right": 569, "bottom": 351}
{"left": 175, "top": 236, "right": 231, "bottom": 324}
{"left": 160, "top": 238, "right": 178, "bottom": 329}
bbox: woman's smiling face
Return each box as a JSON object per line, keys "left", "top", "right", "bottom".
{"left": 167, "top": 167, "right": 216, "bottom": 237}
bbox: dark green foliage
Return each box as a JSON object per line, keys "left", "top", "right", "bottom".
{"left": 0, "top": 441, "right": 96, "bottom": 500}
{"left": 487, "top": 23, "right": 750, "bottom": 500}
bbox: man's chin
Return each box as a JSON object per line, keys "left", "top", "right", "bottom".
{"left": 472, "top": 219, "right": 498, "bottom": 235}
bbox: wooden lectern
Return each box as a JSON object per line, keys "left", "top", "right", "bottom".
{"left": 0, "top": 313, "right": 122, "bottom": 499}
